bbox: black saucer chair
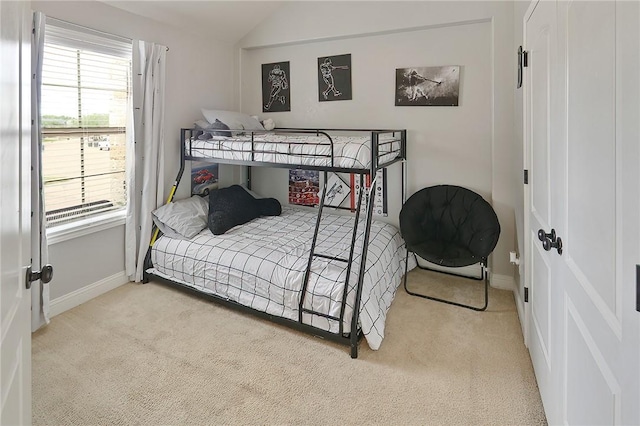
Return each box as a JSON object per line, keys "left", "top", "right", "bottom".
{"left": 399, "top": 185, "right": 501, "bottom": 311}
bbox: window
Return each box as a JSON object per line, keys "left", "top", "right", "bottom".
{"left": 41, "top": 20, "right": 132, "bottom": 228}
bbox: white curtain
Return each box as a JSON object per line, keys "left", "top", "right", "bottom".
{"left": 31, "top": 11, "right": 50, "bottom": 332}
{"left": 126, "top": 41, "right": 166, "bottom": 282}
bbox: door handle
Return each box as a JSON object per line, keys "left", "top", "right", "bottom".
{"left": 25, "top": 264, "right": 53, "bottom": 289}
{"left": 538, "top": 228, "right": 562, "bottom": 255}
{"left": 542, "top": 236, "right": 563, "bottom": 255}
{"left": 538, "top": 228, "right": 557, "bottom": 242}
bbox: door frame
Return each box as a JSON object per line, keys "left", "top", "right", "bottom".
{"left": 521, "top": 0, "right": 539, "bottom": 350}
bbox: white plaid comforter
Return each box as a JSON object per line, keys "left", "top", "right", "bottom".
{"left": 188, "top": 134, "right": 401, "bottom": 169}
{"left": 149, "top": 207, "right": 409, "bottom": 350}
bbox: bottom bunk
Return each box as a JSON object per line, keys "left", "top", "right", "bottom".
{"left": 145, "top": 206, "right": 410, "bottom": 353}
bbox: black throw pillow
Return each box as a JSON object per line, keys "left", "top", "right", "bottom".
{"left": 256, "top": 197, "right": 282, "bottom": 216}
{"left": 208, "top": 185, "right": 281, "bottom": 235}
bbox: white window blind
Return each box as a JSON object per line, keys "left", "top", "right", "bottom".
{"left": 42, "top": 19, "right": 132, "bottom": 228}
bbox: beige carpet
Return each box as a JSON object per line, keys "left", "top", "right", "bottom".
{"left": 33, "top": 270, "right": 546, "bottom": 425}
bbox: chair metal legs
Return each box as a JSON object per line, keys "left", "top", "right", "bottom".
{"left": 403, "top": 251, "right": 489, "bottom": 311}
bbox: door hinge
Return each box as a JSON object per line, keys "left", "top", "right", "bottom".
{"left": 524, "top": 287, "right": 529, "bottom": 303}
{"left": 524, "top": 169, "right": 529, "bottom": 184}
{"left": 636, "top": 265, "right": 640, "bottom": 312}
{"left": 517, "top": 46, "right": 529, "bottom": 88}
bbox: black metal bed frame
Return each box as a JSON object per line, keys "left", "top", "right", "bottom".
{"left": 143, "top": 127, "right": 407, "bottom": 358}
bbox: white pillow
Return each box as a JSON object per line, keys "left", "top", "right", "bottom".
{"left": 152, "top": 195, "right": 209, "bottom": 240}
{"left": 194, "top": 119, "right": 210, "bottom": 129}
{"left": 262, "top": 118, "right": 276, "bottom": 131}
{"left": 201, "top": 109, "right": 265, "bottom": 132}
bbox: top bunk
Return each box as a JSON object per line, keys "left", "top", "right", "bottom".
{"left": 181, "top": 127, "right": 407, "bottom": 175}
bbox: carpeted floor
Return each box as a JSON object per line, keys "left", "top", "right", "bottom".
{"left": 33, "top": 269, "right": 547, "bottom": 425}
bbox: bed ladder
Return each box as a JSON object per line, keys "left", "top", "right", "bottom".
{"left": 298, "top": 172, "right": 377, "bottom": 357}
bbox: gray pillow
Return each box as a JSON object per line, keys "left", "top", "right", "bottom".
{"left": 152, "top": 195, "right": 209, "bottom": 240}
{"left": 201, "top": 109, "right": 265, "bottom": 131}
{"left": 196, "top": 119, "right": 232, "bottom": 139}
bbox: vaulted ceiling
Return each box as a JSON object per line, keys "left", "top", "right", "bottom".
{"left": 102, "top": 1, "right": 285, "bottom": 44}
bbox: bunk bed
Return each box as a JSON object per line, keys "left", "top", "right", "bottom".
{"left": 143, "top": 127, "right": 408, "bottom": 358}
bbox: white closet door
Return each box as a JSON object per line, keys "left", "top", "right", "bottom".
{"left": 0, "top": 1, "right": 33, "bottom": 424}
{"left": 525, "top": 1, "right": 640, "bottom": 424}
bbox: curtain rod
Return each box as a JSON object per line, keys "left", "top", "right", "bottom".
{"left": 45, "top": 16, "right": 169, "bottom": 52}
{"left": 46, "top": 16, "right": 130, "bottom": 43}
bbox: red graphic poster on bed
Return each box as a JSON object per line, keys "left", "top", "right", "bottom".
{"left": 191, "top": 162, "right": 218, "bottom": 196}
{"left": 288, "top": 170, "right": 319, "bottom": 206}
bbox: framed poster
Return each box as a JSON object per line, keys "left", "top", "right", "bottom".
{"left": 287, "top": 170, "right": 386, "bottom": 216}
{"left": 191, "top": 162, "right": 218, "bottom": 196}
{"left": 318, "top": 54, "right": 352, "bottom": 102}
{"left": 350, "top": 169, "right": 387, "bottom": 217}
{"left": 262, "top": 61, "right": 290, "bottom": 113}
{"left": 395, "top": 65, "right": 460, "bottom": 106}
{"left": 288, "top": 170, "right": 319, "bottom": 206}
{"left": 325, "top": 173, "right": 350, "bottom": 207}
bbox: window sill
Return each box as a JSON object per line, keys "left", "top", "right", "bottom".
{"left": 47, "top": 210, "right": 126, "bottom": 245}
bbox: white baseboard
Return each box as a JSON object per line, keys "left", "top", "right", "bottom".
{"left": 490, "top": 273, "right": 515, "bottom": 291}
{"left": 416, "top": 256, "right": 515, "bottom": 291}
{"left": 49, "top": 271, "right": 130, "bottom": 318}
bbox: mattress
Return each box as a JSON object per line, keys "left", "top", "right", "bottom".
{"left": 148, "top": 207, "right": 409, "bottom": 350}
{"left": 187, "top": 133, "right": 402, "bottom": 169}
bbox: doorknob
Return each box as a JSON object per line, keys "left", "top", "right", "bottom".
{"left": 542, "top": 237, "right": 563, "bottom": 255}
{"left": 25, "top": 264, "right": 53, "bottom": 289}
{"left": 538, "top": 228, "right": 557, "bottom": 242}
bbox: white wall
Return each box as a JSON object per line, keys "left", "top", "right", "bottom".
{"left": 243, "top": 21, "right": 492, "bottom": 223}
{"left": 238, "top": 1, "right": 519, "bottom": 279}
{"left": 48, "top": 228, "right": 124, "bottom": 300}
{"left": 32, "top": 1, "right": 237, "bottom": 301}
